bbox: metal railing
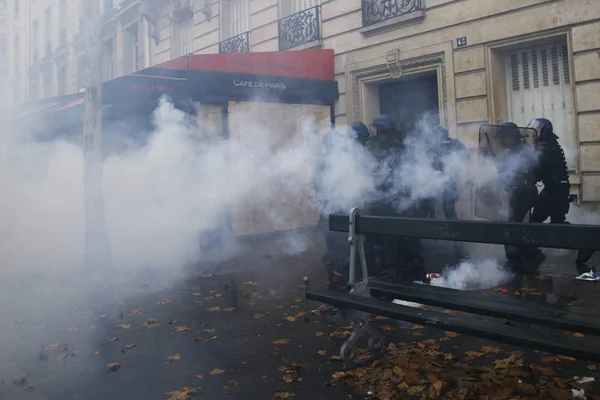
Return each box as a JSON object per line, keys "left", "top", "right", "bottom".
{"left": 362, "top": 0, "right": 424, "bottom": 27}
{"left": 219, "top": 31, "right": 250, "bottom": 54}
{"left": 278, "top": 5, "right": 321, "bottom": 51}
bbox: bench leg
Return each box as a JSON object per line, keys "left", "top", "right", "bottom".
{"left": 339, "top": 311, "right": 386, "bottom": 368}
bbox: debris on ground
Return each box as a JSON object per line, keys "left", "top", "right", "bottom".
{"left": 331, "top": 341, "right": 597, "bottom": 399}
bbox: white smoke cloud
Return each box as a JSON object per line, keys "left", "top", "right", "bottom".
{"left": 431, "top": 259, "right": 514, "bottom": 290}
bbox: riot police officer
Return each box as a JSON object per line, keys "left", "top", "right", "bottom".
{"left": 347, "top": 122, "right": 370, "bottom": 145}
{"left": 528, "top": 118, "right": 571, "bottom": 224}
{"left": 500, "top": 122, "right": 543, "bottom": 270}
{"left": 364, "top": 114, "right": 424, "bottom": 280}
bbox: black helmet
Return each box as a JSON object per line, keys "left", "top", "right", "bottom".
{"left": 435, "top": 125, "right": 449, "bottom": 140}
{"left": 500, "top": 122, "right": 522, "bottom": 143}
{"left": 347, "top": 122, "right": 369, "bottom": 141}
{"left": 528, "top": 118, "right": 557, "bottom": 140}
{"left": 370, "top": 114, "right": 395, "bottom": 133}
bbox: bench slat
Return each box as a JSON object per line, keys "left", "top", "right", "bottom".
{"left": 329, "top": 214, "right": 599, "bottom": 250}
{"left": 368, "top": 279, "right": 600, "bottom": 336}
{"left": 306, "top": 288, "right": 600, "bottom": 363}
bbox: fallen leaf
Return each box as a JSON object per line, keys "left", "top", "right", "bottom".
{"left": 106, "top": 362, "right": 121, "bottom": 372}
{"left": 318, "top": 350, "right": 327, "bottom": 356}
{"left": 174, "top": 326, "right": 190, "bottom": 333}
{"left": 129, "top": 309, "right": 143, "bottom": 316}
{"left": 167, "top": 353, "right": 182, "bottom": 362}
{"left": 13, "top": 372, "right": 28, "bottom": 386}
{"left": 124, "top": 344, "right": 136, "bottom": 349}
{"left": 166, "top": 386, "right": 200, "bottom": 400}
{"left": 253, "top": 314, "right": 266, "bottom": 319}
{"left": 195, "top": 336, "right": 218, "bottom": 344}
{"left": 223, "top": 308, "right": 236, "bottom": 312}
{"left": 268, "top": 289, "right": 277, "bottom": 295}
{"left": 192, "top": 286, "right": 200, "bottom": 291}
{"left": 330, "top": 330, "right": 351, "bottom": 338}
{"left": 282, "top": 365, "right": 301, "bottom": 383}
{"left": 194, "top": 374, "right": 203, "bottom": 379}
{"left": 284, "top": 316, "right": 297, "bottom": 322}
{"left": 411, "top": 325, "right": 424, "bottom": 330}
{"left": 272, "top": 338, "right": 291, "bottom": 345}
{"left": 442, "top": 310, "right": 458, "bottom": 315}
{"left": 118, "top": 324, "right": 131, "bottom": 329}
{"left": 208, "top": 306, "right": 221, "bottom": 312}
{"left": 465, "top": 351, "right": 484, "bottom": 358}
{"left": 293, "top": 297, "right": 302, "bottom": 303}
{"left": 141, "top": 320, "right": 160, "bottom": 328}
{"left": 156, "top": 299, "right": 171, "bottom": 306}
{"left": 200, "top": 328, "right": 216, "bottom": 333}
{"left": 209, "top": 368, "right": 225, "bottom": 375}
{"left": 444, "top": 331, "right": 459, "bottom": 338}
{"left": 200, "top": 273, "right": 213, "bottom": 278}
{"left": 588, "top": 365, "right": 597, "bottom": 371}
{"left": 481, "top": 346, "right": 501, "bottom": 354}
{"left": 412, "top": 332, "right": 424, "bottom": 337}
{"left": 379, "top": 325, "right": 395, "bottom": 332}
{"left": 106, "top": 337, "right": 119, "bottom": 342}
{"left": 316, "top": 332, "right": 327, "bottom": 337}
{"left": 243, "top": 280, "right": 259, "bottom": 286}
{"left": 407, "top": 385, "right": 425, "bottom": 395}
{"left": 331, "top": 355, "right": 342, "bottom": 361}
{"left": 372, "top": 316, "right": 390, "bottom": 321}
{"left": 572, "top": 332, "right": 585, "bottom": 338}
{"left": 557, "top": 355, "right": 576, "bottom": 362}
{"left": 542, "top": 356, "right": 558, "bottom": 363}
{"left": 273, "top": 391, "right": 296, "bottom": 399}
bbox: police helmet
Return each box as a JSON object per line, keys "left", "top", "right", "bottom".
{"left": 500, "top": 122, "right": 523, "bottom": 143}
{"left": 528, "top": 118, "right": 554, "bottom": 138}
{"left": 370, "top": 114, "right": 395, "bottom": 133}
{"left": 347, "top": 122, "right": 369, "bottom": 141}
{"left": 323, "top": 130, "right": 341, "bottom": 148}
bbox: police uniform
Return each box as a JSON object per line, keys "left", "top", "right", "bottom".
{"left": 365, "top": 115, "right": 424, "bottom": 280}
{"left": 529, "top": 119, "right": 571, "bottom": 224}
{"left": 499, "top": 122, "right": 541, "bottom": 267}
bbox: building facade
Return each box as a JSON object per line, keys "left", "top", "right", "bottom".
{"left": 2, "top": 0, "right": 600, "bottom": 204}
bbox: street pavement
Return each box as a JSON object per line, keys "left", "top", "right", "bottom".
{"left": 1, "top": 233, "right": 600, "bottom": 400}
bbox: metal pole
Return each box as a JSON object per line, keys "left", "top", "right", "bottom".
{"left": 83, "top": 0, "right": 112, "bottom": 270}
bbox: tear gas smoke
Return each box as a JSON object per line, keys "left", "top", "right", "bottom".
{"left": 430, "top": 259, "right": 514, "bottom": 290}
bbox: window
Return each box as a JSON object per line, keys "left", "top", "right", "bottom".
{"left": 57, "top": 65, "right": 66, "bottom": 96}
{"left": 13, "top": 34, "right": 19, "bottom": 76}
{"left": 31, "top": 19, "right": 39, "bottom": 63}
{"left": 222, "top": 0, "right": 249, "bottom": 39}
{"left": 173, "top": 15, "right": 194, "bottom": 57}
{"left": 103, "top": 38, "right": 114, "bottom": 79}
{"left": 44, "top": 7, "right": 52, "bottom": 56}
{"left": 124, "top": 23, "right": 140, "bottom": 73}
{"left": 281, "top": 0, "right": 319, "bottom": 16}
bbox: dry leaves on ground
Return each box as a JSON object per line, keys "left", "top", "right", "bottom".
{"left": 209, "top": 368, "right": 225, "bottom": 375}
{"left": 330, "top": 341, "right": 592, "bottom": 400}
{"left": 118, "top": 324, "right": 131, "bottom": 330}
{"left": 273, "top": 391, "right": 296, "bottom": 399}
{"left": 195, "top": 336, "right": 218, "bottom": 344}
{"left": 244, "top": 280, "right": 260, "bottom": 286}
{"left": 106, "top": 362, "right": 121, "bottom": 372}
{"left": 253, "top": 313, "right": 266, "bottom": 319}
{"left": 200, "top": 273, "right": 213, "bottom": 278}
{"left": 174, "top": 326, "right": 190, "bottom": 333}
{"left": 284, "top": 316, "right": 297, "bottom": 322}
{"left": 318, "top": 350, "right": 328, "bottom": 356}
{"left": 166, "top": 386, "right": 200, "bottom": 400}
{"left": 156, "top": 299, "right": 172, "bottom": 306}
{"left": 141, "top": 320, "right": 161, "bottom": 328}
{"left": 166, "top": 353, "right": 182, "bottom": 362}
{"left": 272, "top": 338, "right": 291, "bottom": 345}
{"left": 129, "top": 309, "right": 143, "bottom": 316}
{"left": 280, "top": 365, "right": 302, "bottom": 383}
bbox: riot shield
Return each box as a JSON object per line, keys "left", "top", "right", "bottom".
{"left": 475, "top": 124, "right": 537, "bottom": 221}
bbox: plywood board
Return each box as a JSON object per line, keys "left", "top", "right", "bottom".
{"left": 228, "top": 101, "right": 331, "bottom": 237}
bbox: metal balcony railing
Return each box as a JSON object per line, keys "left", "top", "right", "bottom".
{"left": 362, "top": 0, "right": 424, "bottom": 27}
{"left": 278, "top": 5, "right": 321, "bottom": 51}
{"left": 219, "top": 31, "right": 250, "bottom": 54}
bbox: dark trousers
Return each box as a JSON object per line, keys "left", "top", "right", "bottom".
{"left": 504, "top": 187, "right": 539, "bottom": 261}
{"left": 530, "top": 183, "right": 570, "bottom": 224}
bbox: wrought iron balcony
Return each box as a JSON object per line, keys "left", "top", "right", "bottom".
{"left": 219, "top": 31, "right": 250, "bottom": 54}
{"left": 278, "top": 5, "right": 321, "bottom": 51}
{"left": 362, "top": 0, "right": 424, "bottom": 27}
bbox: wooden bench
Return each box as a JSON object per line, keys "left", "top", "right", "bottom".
{"left": 306, "top": 208, "right": 600, "bottom": 367}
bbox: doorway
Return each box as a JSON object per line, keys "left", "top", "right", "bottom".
{"left": 379, "top": 73, "right": 440, "bottom": 134}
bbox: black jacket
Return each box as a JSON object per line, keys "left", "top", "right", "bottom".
{"left": 431, "top": 137, "right": 470, "bottom": 172}
{"left": 534, "top": 134, "right": 569, "bottom": 186}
